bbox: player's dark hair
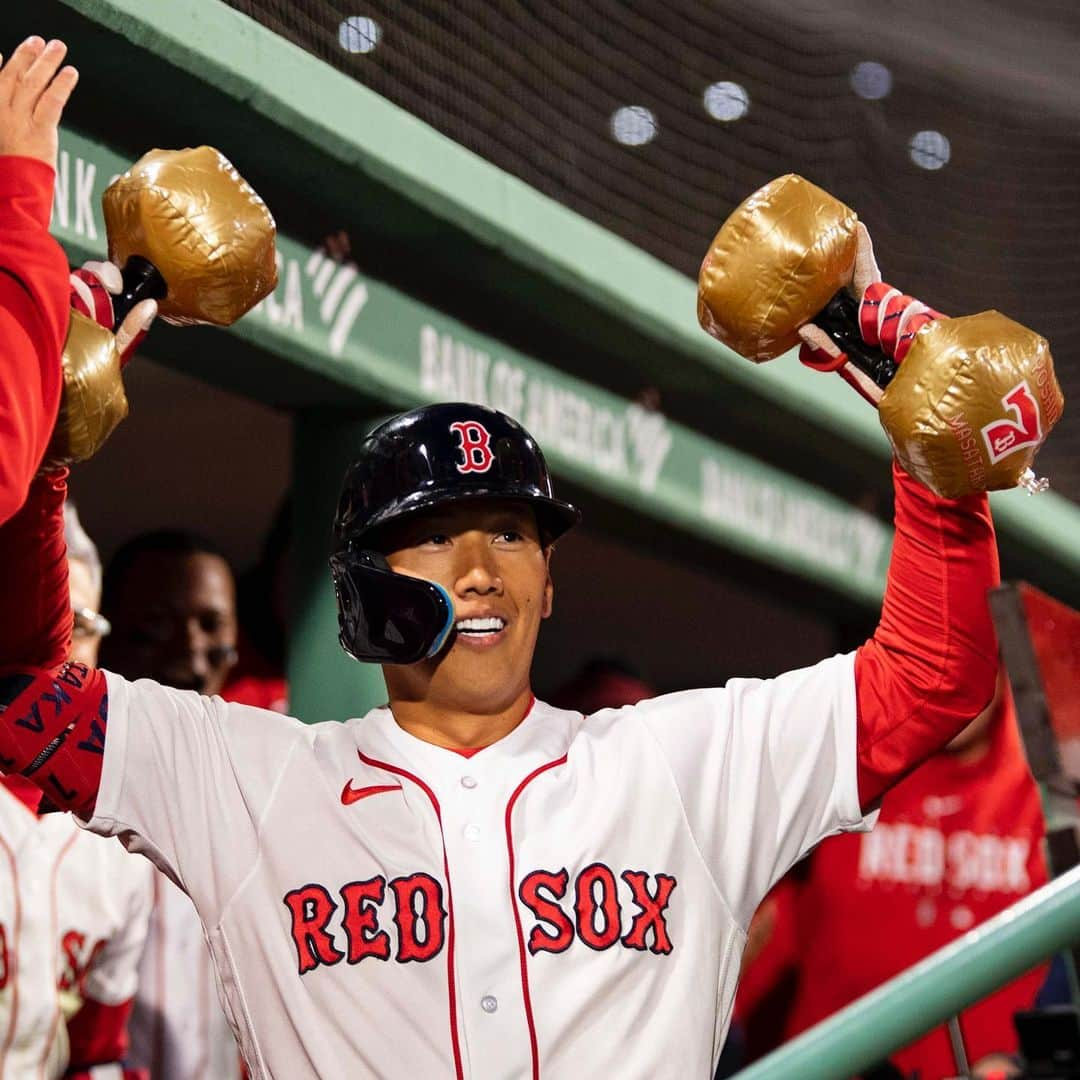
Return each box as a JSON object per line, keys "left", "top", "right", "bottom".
{"left": 102, "top": 529, "right": 232, "bottom": 615}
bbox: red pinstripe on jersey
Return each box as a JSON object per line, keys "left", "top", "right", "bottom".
{"left": 38, "top": 829, "right": 79, "bottom": 1076}
{"left": 0, "top": 831, "right": 20, "bottom": 1073}
{"left": 505, "top": 754, "right": 569, "bottom": 1080}
{"left": 355, "top": 752, "right": 464, "bottom": 1080}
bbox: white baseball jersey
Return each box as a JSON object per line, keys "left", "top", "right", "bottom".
{"left": 81, "top": 653, "right": 871, "bottom": 1079}
{"left": 0, "top": 783, "right": 154, "bottom": 1079}
{"left": 128, "top": 869, "right": 242, "bottom": 1080}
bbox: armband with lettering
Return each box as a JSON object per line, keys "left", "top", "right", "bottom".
{"left": 0, "top": 660, "right": 107, "bottom": 815}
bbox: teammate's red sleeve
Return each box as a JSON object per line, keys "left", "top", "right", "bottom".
{"left": 0, "top": 470, "right": 107, "bottom": 815}
{"left": 0, "top": 155, "right": 70, "bottom": 524}
{"left": 0, "top": 469, "right": 71, "bottom": 668}
{"left": 854, "top": 463, "right": 999, "bottom": 809}
{"left": 63, "top": 997, "right": 145, "bottom": 1079}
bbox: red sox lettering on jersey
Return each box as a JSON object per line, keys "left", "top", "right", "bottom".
{"left": 858, "top": 822, "right": 1031, "bottom": 894}
{"left": 58, "top": 931, "right": 107, "bottom": 994}
{"left": 3, "top": 915, "right": 108, "bottom": 999}
{"left": 283, "top": 864, "right": 676, "bottom": 972}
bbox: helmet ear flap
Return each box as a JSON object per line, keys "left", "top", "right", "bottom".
{"left": 329, "top": 548, "right": 454, "bottom": 665}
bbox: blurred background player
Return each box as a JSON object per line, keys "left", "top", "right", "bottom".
{"left": 98, "top": 530, "right": 244, "bottom": 1079}
{"left": 0, "top": 502, "right": 153, "bottom": 1080}
{"left": 101, "top": 531, "right": 239, "bottom": 697}
{"left": 737, "top": 674, "right": 1047, "bottom": 1078}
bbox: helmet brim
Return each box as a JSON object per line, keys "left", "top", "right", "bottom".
{"left": 358, "top": 487, "right": 581, "bottom": 548}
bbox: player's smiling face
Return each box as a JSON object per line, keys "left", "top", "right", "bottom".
{"left": 380, "top": 499, "right": 552, "bottom": 713}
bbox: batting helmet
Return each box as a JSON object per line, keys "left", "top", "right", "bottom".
{"left": 330, "top": 402, "right": 581, "bottom": 664}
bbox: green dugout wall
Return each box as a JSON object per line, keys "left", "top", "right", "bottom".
{"left": 10, "top": 0, "right": 1080, "bottom": 719}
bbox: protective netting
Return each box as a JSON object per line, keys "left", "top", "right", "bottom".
{"left": 223, "top": 0, "right": 1080, "bottom": 502}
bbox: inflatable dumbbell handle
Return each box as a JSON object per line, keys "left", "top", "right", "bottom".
{"left": 112, "top": 255, "right": 169, "bottom": 330}
{"left": 811, "top": 290, "right": 899, "bottom": 392}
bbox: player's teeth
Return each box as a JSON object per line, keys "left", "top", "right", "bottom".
{"left": 455, "top": 617, "right": 505, "bottom": 633}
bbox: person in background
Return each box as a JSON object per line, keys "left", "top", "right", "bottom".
{"left": 0, "top": 502, "right": 153, "bottom": 1079}
{"left": 737, "top": 675, "right": 1046, "bottom": 1079}
{"left": 100, "top": 530, "right": 243, "bottom": 1079}
{"left": 101, "top": 530, "right": 239, "bottom": 698}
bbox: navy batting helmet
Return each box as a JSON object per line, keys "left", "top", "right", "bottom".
{"left": 330, "top": 403, "right": 580, "bottom": 664}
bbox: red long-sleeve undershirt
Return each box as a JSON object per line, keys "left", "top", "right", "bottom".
{"left": 0, "top": 459, "right": 998, "bottom": 815}
{"left": 854, "top": 463, "right": 999, "bottom": 809}
{"left": 0, "top": 469, "right": 71, "bottom": 670}
{"left": 0, "top": 156, "right": 70, "bottom": 525}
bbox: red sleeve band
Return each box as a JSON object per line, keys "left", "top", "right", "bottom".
{"left": 0, "top": 660, "right": 108, "bottom": 817}
{"left": 859, "top": 281, "right": 945, "bottom": 363}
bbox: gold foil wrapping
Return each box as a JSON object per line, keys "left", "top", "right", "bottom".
{"left": 44, "top": 311, "right": 128, "bottom": 469}
{"left": 697, "top": 174, "right": 859, "bottom": 362}
{"left": 879, "top": 311, "right": 1064, "bottom": 498}
{"left": 103, "top": 146, "right": 278, "bottom": 327}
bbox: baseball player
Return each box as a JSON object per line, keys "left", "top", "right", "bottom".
{"left": 0, "top": 769, "right": 155, "bottom": 1080}
{"left": 0, "top": 504, "right": 154, "bottom": 1079}
{"left": 0, "top": 31, "right": 1002, "bottom": 1077}
{"left": 0, "top": 393, "right": 999, "bottom": 1077}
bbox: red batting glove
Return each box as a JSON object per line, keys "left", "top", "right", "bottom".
{"left": 68, "top": 260, "right": 156, "bottom": 363}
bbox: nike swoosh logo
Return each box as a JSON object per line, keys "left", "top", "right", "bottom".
{"left": 341, "top": 781, "right": 402, "bottom": 806}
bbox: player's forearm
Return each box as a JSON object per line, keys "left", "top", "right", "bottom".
{"left": 853, "top": 462, "right": 999, "bottom": 808}
{"left": 0, "top": 156, "right": 70, "bottom": 522}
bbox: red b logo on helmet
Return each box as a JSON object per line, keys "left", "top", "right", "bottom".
{"left": 450, "top": 421, "right": 494, "bottom": 474}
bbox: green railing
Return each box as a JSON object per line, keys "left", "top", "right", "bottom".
{"left": 736, "top": 863, "right": 1080, "bottom": 1080}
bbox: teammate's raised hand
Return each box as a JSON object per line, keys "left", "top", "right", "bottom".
{"left": 0, "top": 36, "right": 79, "bottom": 168}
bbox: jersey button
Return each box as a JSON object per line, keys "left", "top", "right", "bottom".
{"left": 480, "top": 995, "right": 498, "bottom": 1014}
{"left": 460, "top": 775, "right": 478, "bottom": 789}
{"left": 464, "top": 824, "right": 481, "bottom": 842}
